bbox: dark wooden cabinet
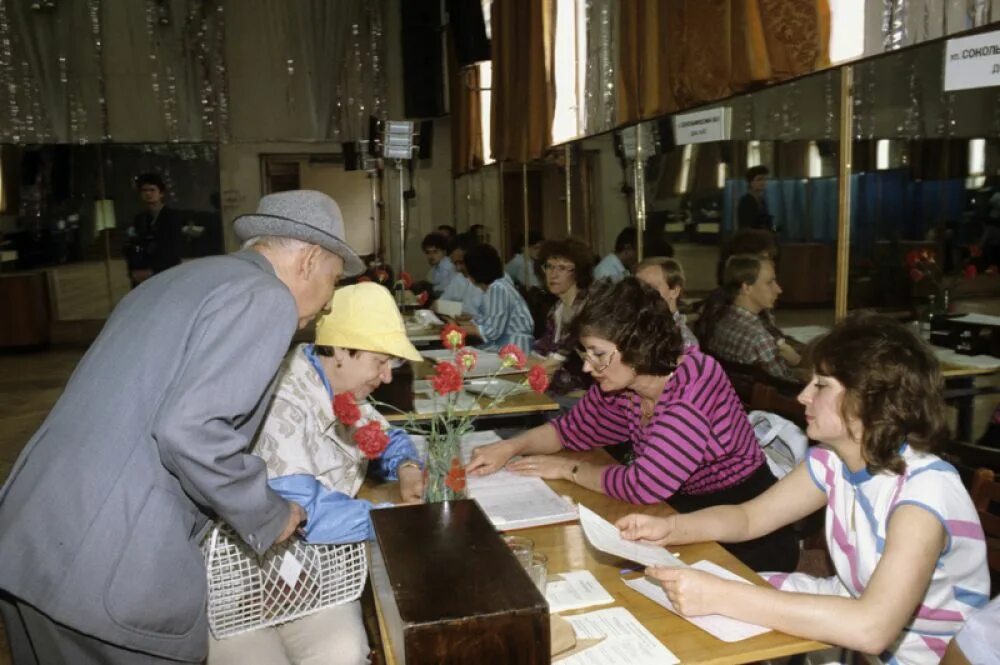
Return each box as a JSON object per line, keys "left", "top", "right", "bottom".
{"left": 369, "top": 501, "right": 550, "bottom": 664}
{"left": 0, "top": 270, "right": 51, "bottom": 349}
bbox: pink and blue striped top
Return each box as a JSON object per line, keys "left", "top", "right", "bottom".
{"left": 553, "top": 348, "right": 766, "bottom": 504}
{"left": 766, "top": 445, "right": 990, "bottom": 664}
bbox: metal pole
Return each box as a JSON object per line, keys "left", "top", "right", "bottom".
{"left": 633, "top": 124, "right": 647, "bottom": 262}
{"left": 497, "top": 163, "right": 505, "bottom": 258}
{"left": 368, "top": 169, "right": 380, "bottom": 258}
{"left": 835, "top": 66, "right": 854, "bottom": 321}
{"left": 396, "top": 159, "right": 406, "bottom": 278}
{"left": 565, "top": 143, "right": 572, "bottom": 236}
{"left": 522, "top": 163, "right": 530, "bottom": 286}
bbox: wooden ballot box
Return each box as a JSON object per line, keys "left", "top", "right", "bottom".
{"left": 369, "top": 501, "right": 550, "bottom": 664}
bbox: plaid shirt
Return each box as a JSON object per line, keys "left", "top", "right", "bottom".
{"left": 706, "top": 305, "right": 794, "bottom": 381}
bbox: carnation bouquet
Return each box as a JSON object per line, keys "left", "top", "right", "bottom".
{"left": 394, "top": 323, "right": 550, "bottom": 502}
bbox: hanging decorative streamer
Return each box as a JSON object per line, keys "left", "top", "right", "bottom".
{"left": 87, "top": 0, "right": 110, "bottom": 141}
{"left": 823, "top": 70, "right": 835, "bottom": 140}
{"left": 882, "top": 0, "right": 908, "bottom": 51}
{"left": 897, "top": 50, "right": 923, "bottom": 138}
{"left": 583, "top": 0, "right": 615, "bottom": 135}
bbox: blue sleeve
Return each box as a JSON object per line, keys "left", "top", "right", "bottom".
{"left": 473, "top": 284, "right": 509, "bottom": 344}
{"left": 268, "top": 474, "right": 381, "bottom": 544}
{"left": 371, "top": 428, "right": 422, "bottom": 481}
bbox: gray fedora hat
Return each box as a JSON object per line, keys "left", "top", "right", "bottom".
{"left": 233, "top": 190, "right": 364, "bottom": 276}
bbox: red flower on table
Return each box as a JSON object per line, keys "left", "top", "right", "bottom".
{"left": 456, "top": 348, "right": 478, "bottom": 372}
{"left": 333, "top": 392, "right": 362, "bottom": 426}
{"left": 527, "top": 365, "right": 550, "bottom": 393}
{"left": 498, "top": 344, "right": 527, "bottom": 369}
{"left": 353, "top": 421, "right": 389, "bottom": 459}
{"left": 445, "top": 457, "right": 466, "bottom": 492}
{"left": 909, "top": 268, "right": 925, "bottom": 283}
{"left": 964, "top": 264, "right": 978, "bottom": 280}
{"left": 375, "top": 268, "right": 390, "bottom": 283}
{"left": 417, "top": 291, "right": 429, "bottom": 305}
{"left": 430, "top": 361, "right": 463, "bottom": 395}
{"left": 905, "top": 249, "right": 921, "bottom": 268}
{"left": 399, "top": 271, "right": 413, "bottom": 289}
{"left": 441, "top": 322, "right": 466, "bottom": 350}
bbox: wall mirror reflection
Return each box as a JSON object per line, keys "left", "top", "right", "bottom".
{"left": 0, "top": 143, "right": 221, "bottom": 321}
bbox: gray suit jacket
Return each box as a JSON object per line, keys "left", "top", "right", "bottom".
{"left": 0, "top": 251, "right": 298, "bottom": 661}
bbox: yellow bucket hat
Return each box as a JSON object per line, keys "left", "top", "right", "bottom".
{"left": 314, "top": 282, "right": 423, "bottom": 362}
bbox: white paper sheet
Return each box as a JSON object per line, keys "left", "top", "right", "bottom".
{"left": 578, "top": 505, "right": 686, "bottom": 569}
{"left": 409, "top": 432, "right": 578, "bottom": 530}
{"left": 414, "top": 309, "right": 445, "bottom": 326}
{"left": 411, "top": 392, "right": 480, "bottom": 415}
{"left": 545, "top": 571, "right": 615, "bottom": 614}
{"left": 420, "top": 349, "right": 521, "bottom": 377}
{"left": 561, "top": 607, "right": 679, "bottom": 665}
{"left": 933, "top": 347, "right": 1000, "bottom": 371}
{"left": 952, "top": 312, "right": 1000, "bottom": 327}
{"left": 779, "top": 325, "right": 831, "bottom": 345}
{"left": 623, "top": 560, "right": 772, "bottom": 642}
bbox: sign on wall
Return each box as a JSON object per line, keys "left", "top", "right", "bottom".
{"left": 672, "top": 107, "right": 731, "bottom": 145}
{"left": 944, "top": 30, "right": 1000, "bottom": 91}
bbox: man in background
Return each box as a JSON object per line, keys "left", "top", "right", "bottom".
{"left": 124, "top": 172, "right": 186, "bottom": 287}
{"left": 737, "top": 165, "right": 774, "bottom": 231}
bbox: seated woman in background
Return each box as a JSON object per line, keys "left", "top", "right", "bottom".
{"left": 619, "top": 314, "right": 990, "bottom": 665}
{"left": 464, "top": 243, "right": 535, "bottom": 354}
{"left": 467, "top": 278, "right": 798, "bottom": 573}
{"left": 532, "top": 238, "right": 594, "bottom": 398}
{"left": 634, "top": 256, "right": 698, "bottom": 349}
{"left": 695, "top": 253, "right": 801, "bottom": 381}
{"left": 209, "top": 283, "right": 425, "bottom": 665}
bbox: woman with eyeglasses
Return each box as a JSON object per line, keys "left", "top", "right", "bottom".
{"left": 467, "top": 278, "right": 799, "bottom": 572}
{"left": 531, "top": 238, "right": 594, "bottom": 397}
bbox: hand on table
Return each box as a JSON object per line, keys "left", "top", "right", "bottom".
{"left": 615, "top": 513, "right": 678, "bottom": 547}
{"left": 276, "top": 500, "right": 307, "bottom": 544}
{"left": 466, "top": 439, "right": 515, "bottom": 476}
{"left": 398, "top": 465, "right": 425, "bottom": 504}
{"left": 506, "top": 454, "right": 572, "bottom": 481}
{"left": 644, "top": 566, "right": 726, "bottom": 617}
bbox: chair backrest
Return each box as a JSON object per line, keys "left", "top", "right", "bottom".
{"left": 969, "top": 467, "right": 1000, "bottom": 585}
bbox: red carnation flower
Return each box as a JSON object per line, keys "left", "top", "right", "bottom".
{"left": 333, "top": 392, "right": 362, "bottom": 426}
{"left": 905, "top": 249, "right": 921, "bottom": 268}
{"left": 527, "top": 365, "right": 550, "bottom": 393}
{"left": 456, "top": 348, "right": 478, "bottom": 372}
{"left": 430, "top": 361, "right": 463, "bottom": 395}
{"left": 353, "top": 421, "right": 389, "bottom": 459}
{"left": 400, "top": 271, "right": 413, "bottom": 289}
{"left": 909, "top": 268, "right": 925, "bottom": 283}
{"left": 441, "top": 322, "right": 466, "bottom": 350}
{"left": 356, "top": 275, "right": 372, "bottom": 283}
{"left": 417, "top": 291, "right": 429, "bottom": 305}
{"left": 964, "top": 264, "right": 978, "bottom": 280}
{"left": 445, "top": 457, "right": 467, "bottom": 493}
{"left": 498, "top": 344, "right": 527, "bottom": 369}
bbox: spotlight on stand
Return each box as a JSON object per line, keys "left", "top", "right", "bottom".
{"left": 381, "top": 120, "right": 421, "bottom": 282}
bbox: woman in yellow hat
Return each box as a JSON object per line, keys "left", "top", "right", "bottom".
{"left": 208, "top": 282, "right": 424, "bottom": 665}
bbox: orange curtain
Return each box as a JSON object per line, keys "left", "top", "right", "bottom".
{"left": 490, "top": 0, "right": 555, "bottom": 164}
{"left": 448, "top": 34, "right": 483, "bottom": 177}
{"left": 617, "top": 0, "right": 831, "bottom": 126}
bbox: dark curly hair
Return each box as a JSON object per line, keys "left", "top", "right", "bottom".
{"left": 810, "top": 313, "right": 950, "bottom": 475}
{"left": 537, "top": 238, "right": 594, "bottom": 290}
{"left": 465, "top": 243, "right": 505, "bottom": 285}
{"left": 569, "top": 277, "right": 683, "bottom": 376}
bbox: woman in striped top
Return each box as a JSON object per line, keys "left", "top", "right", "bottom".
{"left": 619, "top": 315, "right": 990, "bottom": 664}
{"left": 467, "top": 278, "right": 798, "bottom": 572}
{"left": 463, "top": 243, "right": 535, "bottom": 354}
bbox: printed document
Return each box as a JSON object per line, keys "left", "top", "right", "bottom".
{"left": 578, "top": 505, "right": 686, "bottom": 569}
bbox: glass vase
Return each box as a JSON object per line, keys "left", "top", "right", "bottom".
{"left": 422, "top": 428, "right": 468, "bottom": 503}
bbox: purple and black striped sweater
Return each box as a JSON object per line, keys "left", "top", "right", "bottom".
{"left": 554, "top": 349, "right": 765, "bottom": 504}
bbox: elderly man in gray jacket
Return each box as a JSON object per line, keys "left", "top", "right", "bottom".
{"left": 0, "top": 190, "right": 365, "bottom": 664}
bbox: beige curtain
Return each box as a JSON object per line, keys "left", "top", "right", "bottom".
{"left": 448, "top": 37, "right": 483, "bottom": 177}
{"left": 490, "top": 0, "right": 555, "bottom": 163}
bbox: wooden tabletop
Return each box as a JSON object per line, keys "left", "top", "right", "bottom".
{"left": 360, "top": 448, "right": 827, "bottom": 665}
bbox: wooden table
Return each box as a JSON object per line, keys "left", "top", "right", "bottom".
{"left": 380, "top": 360, "right": 560, "bottom": 425}
{"left": 360, "top": 449, "right": 827, "bottom": 665}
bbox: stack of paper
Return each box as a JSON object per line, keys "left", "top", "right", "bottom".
{"left": 560, "top": 607, "right": 679, "bottom": 665}
{"left": 409, "top": 432, "right": 578, "bottom": 530}
{"left": 545, "top": 571, "right": 615, "bottom": 614}
{"left": 623, "top": 560, "right": 772, "bottom": 642}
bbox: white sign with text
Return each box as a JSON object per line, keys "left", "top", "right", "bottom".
{"left": 944, "top": 30, "right": 1000, "bottom": 91}
{"left": 672, "top": 107, "right": 730, "bottom": 145}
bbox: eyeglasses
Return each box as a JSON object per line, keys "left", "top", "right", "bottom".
{"left": 543, "top": 263, "right": 575, "bottom": 274}
{"left": 576, "top": 347, "right": 617, "bottom": 373}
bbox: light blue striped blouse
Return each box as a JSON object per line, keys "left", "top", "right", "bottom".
{"left": 473, "top": 274, "right": 534, "bottom": 353}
